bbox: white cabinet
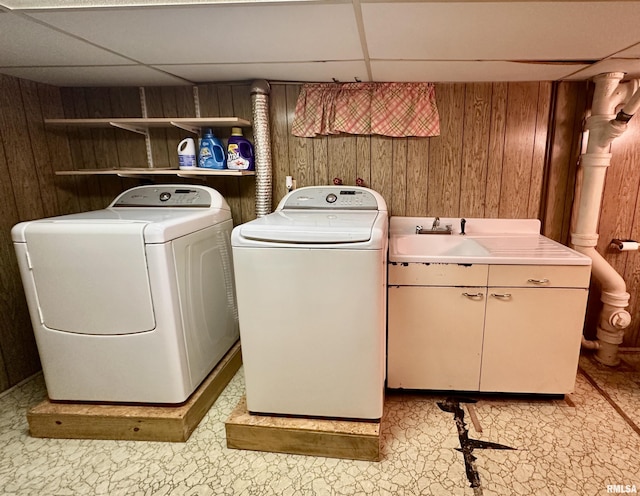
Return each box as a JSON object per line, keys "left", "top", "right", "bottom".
{"left": 388, "top": 286, "right": 485, "bottom": 390}
{"left": 480, "top": 265, "right": 589, "bottom": 394}
{"left": 387, "top": 262, "right": 590, "bottom": 394}
{"left": 388, "top": 263, "right": 489, "bottom": 391}
{"left": 481, "top": 287, "right": 588, "bottom": 393}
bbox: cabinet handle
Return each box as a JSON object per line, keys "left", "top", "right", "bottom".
{"left": 527, "top": 278, "right": 549, "bottom": 285}
{"left": 462, "top": 292, "right": 484, "bottom": 299}
{"left": 490, "top": 293, "right": 512, "bottom": 299}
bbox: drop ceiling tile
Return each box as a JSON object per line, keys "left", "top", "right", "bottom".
{"left": 613, "top": 42, "right": 640, "bottom": 58}
{"left": 362, "top": 2, "right": 640, "bottom": 61}
{"left": 0, "top": 11, "right": 133, "bottom": 66}
{"left": 0, "top": 65, "right": 190, "bottom": 86}
{"left": 565, "top": 59, "right": 640, "bottom": 81}
{"left": 370, "top": 60, "right": 588, "bottom": 83}
{"left": 155, "top": 61, "right": 369, "bottom": 83}
{"left": 1, "top": 0, "right": 288, "bottom": 6}
{"left": 28, "top": 4, "right": 363, "bottom": 65}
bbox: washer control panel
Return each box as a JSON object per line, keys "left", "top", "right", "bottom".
{"left": 111, "top": 186, "right": 212, "bottom": 208}
{"left": 282, "top": 187, "right": 380, "bottom": 210}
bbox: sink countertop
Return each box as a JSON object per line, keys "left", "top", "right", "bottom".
{"left": 389, "top": 217, "right": 592, "bottom": 266}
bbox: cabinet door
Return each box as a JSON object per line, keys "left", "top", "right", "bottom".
{"left": 388, "top": 286, "right": 486, "bottom": 390}
{"left": 480, "top": 287, "right": 588, "bottom": 394}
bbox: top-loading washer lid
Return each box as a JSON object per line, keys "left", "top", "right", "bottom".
{"left": 239, "top": 210, "right": 379, "bottom": 243}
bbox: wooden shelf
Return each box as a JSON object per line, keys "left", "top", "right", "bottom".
{"left": 45, "top": 117, "right": 251, "bottom": 135}
{"left": 46, "top": 113, "right": 255, "bottom": 175}
{"left": 55, "top": 168, "right": 255, "bottom": 178}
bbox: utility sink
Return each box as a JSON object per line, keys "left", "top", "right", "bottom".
{"left": 393, "top": 235, "right": 491, "bottom": 261}
{"left": 388, "top": 216, "right": 593, "bottom": 265}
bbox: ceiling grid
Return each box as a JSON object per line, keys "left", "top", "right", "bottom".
{"left": 0, "top": 1, "right": 639, "bottom": 86}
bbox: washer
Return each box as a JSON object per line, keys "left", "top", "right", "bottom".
{"left": 231, "top": 186, "right": 388, "bottom": 419}
{"left": 12, "top": 185, "right": 239, "bottom": 404}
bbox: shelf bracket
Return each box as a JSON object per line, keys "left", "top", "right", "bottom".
{"left": 109, "top": 122, "right": 148, "bottom": 135}
{"left": 177, "top": 173, "right": 206, "bottom": 181}
{"left": 116, "top": 172, "right": 147, "bottom": 179}
{"left": 171, "top": 121, "right": 201, "bottom": 135}
{"left": 110, "top": 121, "right": 154, "bottom": 168}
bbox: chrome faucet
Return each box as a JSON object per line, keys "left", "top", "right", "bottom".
{"left": 416, "top": 218, "right": 452, "bottom": 235}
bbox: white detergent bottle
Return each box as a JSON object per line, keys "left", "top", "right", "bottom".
{"left": 177, "top": 138, "right": 197, "bottom": 169}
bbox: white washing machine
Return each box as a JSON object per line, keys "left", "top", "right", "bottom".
{"left": 12, "top": 185, "right": 239, "bottom": 404}
{"left": 231, "top": 186, "right": 388, "bottom": 419}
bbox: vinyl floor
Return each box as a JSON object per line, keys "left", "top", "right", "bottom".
{"left": 0, "top": 351, "right": 638, "bottom": 496}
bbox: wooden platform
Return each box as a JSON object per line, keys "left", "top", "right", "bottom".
{"left": 27, "top": 341, "right": 242, "bottom": 442}
{"left": 225, "top": 398, "right": 381, "bottom": 461}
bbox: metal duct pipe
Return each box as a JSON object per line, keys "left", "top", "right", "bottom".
{"left": 251, "top": 79, "right": 273, "bottom": 217}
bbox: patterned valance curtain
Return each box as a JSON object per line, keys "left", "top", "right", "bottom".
{"left": 291, "top": 82, "right": 440, "bottom": 138}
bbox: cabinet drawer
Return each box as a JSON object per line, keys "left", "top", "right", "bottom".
{"left": 388, "top": 263, "right": 488, "bottom": 286}
{"left": 488, "top": 264, "right": 591, "bottom": 288}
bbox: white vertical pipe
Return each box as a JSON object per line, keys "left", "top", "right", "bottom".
{"left": 572, "top": 152, "right": 610, "bottom": 242}
{"left": 619, "top": 82, "right": 640, "bottom": 116}
{"left": 571, "top": 72, "right": 639, "bottom": 366}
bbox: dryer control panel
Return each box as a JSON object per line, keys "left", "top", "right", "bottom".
{"left": 281, "top": 186, "right": 383, "bottom": 211}
{"left": 111, "top": 186, "right": 213, "bottom": 208}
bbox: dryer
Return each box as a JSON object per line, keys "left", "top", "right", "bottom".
{"left": 231, "top": 186, "right": 388, "bottom": 420}
{"left": 12, "top": 185, "right": 239, "bottom": 404}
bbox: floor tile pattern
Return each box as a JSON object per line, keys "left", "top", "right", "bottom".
{"left": 0, "top": 353, "right": 638, "bottom": 495}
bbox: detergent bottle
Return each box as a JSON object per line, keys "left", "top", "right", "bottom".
{"left": 198, "top": 129, "right": 226, "bottom": 169}
{"left": 177, "top": 137, "right": 197, "bottom": 169}
{"left": 226, "top": 127, "right": 254, "bottom": 171}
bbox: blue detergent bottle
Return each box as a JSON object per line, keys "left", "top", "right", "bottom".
{"left": 226, "top": 127, "right": 254, "bottom": 171}
{"left": 198, "top": 128, "right": 226, "bottom": 169}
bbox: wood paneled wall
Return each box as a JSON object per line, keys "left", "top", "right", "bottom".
{"left": 58, "top": 84, "right": 257, "bottom": 226}
{"left": 0, "top": 74, "right": 69, "bottom": 392}
{"left": 2, "top": 74, "right": 640, "bottom": 394}
{"left": 269, "top": 83, "right": 555, "bottom": 220}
